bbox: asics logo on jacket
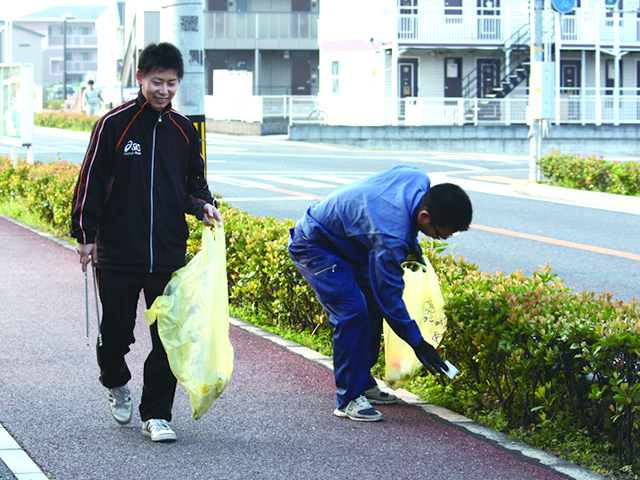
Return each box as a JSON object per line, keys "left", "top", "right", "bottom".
{"left": 123, "top": 139, "right": 142, "bottom": 155}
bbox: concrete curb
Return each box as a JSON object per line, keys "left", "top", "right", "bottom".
{"left": 512, "top": 181, "right": 640, "bottom": 214}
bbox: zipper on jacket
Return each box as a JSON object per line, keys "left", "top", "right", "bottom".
{"left": 314, "top": 264, "right": 337, "bottom": 275}
{"left": 149, "top": 112, "right": 162, "bottom": 272}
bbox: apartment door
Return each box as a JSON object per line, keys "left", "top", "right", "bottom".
{"left": 444, "top": 58, "right": 462, "bottom": 105}
{"left": 477, "top": 0, "right": 501, "bottom": 40}
{"left": 477, "top": 59, "right": 500, "bottom": 97}
{"left": 292, "top": 57, "right": 311, "bottom": 95}
{"left": 561, "top": 60, "right": 580, "bottom": 95}
{"left": 561, "top": 60, "right": 580, "bottom": 120}
{"left": 399, "top": 59, "right": 418, "bottom": 119}
{"left": 477, "top": 58, "right": 500, "bottom": 119}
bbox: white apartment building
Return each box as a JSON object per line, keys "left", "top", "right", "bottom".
{"left": 12, "top": 6, "right": 108, "bottom": 86}
{"left": 317, "top": 0, "right": 640, "bottom": 126}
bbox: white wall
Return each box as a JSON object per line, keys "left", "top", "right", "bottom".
{"left": 318, "top": 0, "right": 389, "bottom": 124}
{"left": 95, "top": 2, "right": 124, "bottom": 106}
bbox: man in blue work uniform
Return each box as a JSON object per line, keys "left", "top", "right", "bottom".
{"left": 288, "top": 165, "right": 472, "bottom": 421}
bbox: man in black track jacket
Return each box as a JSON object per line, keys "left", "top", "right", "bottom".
{"left": 71, "top": 42, "right": 222, "bottom": 443}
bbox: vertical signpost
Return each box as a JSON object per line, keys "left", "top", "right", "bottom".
{"left": 528, "top": 0, "right": 574, "bottom": 182}
{"left": 529, "top": 0, "right": 544, "bottom": 183}
{"left": 160, "top": 0, "right": 207, "bottom": 172}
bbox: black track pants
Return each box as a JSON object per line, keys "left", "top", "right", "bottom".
{"left": 95, "top": 268, "right": 177, "bottom": 421}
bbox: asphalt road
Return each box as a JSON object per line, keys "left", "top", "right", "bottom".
{"left": 0, "top": 215, "right": 606, "bottom": 480}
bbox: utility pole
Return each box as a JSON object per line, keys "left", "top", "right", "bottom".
{"left": 529, "top": 0, "right": 544, "bottom": 183}
{"left": 63, "top": 16, "right": 68, "bottom": 101}
{"left": 160, "top": 0, "right": 207, "bottom": 169}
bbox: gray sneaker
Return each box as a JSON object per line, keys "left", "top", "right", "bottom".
{"left": 333, "top": 395, "right": 384, "bottom": 422}
{"left": 108, "top": 385, "right": 132, "bottom": 425}
{"left": 364, "top": 385, "right": 398, "bottom": 405}
{"left": 142, "top": 419, "right": 177, "bottom": 443}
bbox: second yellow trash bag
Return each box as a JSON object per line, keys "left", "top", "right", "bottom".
{"left": 383, "top": 256, "right": 446, "bottom": 389}
{"left": 144, "top": 224, "right": 234, "bottom": 420}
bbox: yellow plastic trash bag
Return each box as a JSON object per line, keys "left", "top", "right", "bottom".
{"left": 383, "top": 256, "right": 446, "bottom": 389}
{"left": 145, "top": 224, "right": 234, "bottom": 420}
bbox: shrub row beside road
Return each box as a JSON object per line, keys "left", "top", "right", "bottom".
{"left": 2, "top": 149, "right": 640, "bottom": 479}
{"left": 539, "top": 149, "right": 640, "bottom": 196}
{"left": 35, "top": 112, "right": 97, "bottom": 132}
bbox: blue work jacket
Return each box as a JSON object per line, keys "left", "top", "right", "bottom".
{"left": 297, "top": 165, "right": 430, "bottom": 346}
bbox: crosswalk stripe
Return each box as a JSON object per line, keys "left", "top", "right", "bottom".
{"left": 297, "top": 174, "right": 362, "bottom": 184}
{"left": 248, "top": 175, "right": 336, "bottom": 188}
{"left": 211, "top": 176, "right": 273, "bottom": 188}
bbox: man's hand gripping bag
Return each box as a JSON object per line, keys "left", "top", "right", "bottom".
{"left": 383, "top": 256, "right": 446, "bottom": 389}
{"left": 145, "top": 224, "right": 234, "bottom": 420}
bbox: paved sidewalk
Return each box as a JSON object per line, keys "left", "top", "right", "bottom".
{"left": 0, "top": 214, "right": 606, "bottom": 480}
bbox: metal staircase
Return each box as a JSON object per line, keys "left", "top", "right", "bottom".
{"left": 457, "top": 24, "right": 531, "bottom": 122}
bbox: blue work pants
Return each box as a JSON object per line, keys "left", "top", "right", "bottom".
{"left": 288, "top": 227, "right": 381, "bottom": 409}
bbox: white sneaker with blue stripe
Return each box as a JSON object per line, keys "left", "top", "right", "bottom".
{"left": 334, "top": 395, "right": 384, "bottom": 422}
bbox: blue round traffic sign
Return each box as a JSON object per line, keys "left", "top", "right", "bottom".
{"left": 551, "top": 0, "right": 576, "bottom": 13}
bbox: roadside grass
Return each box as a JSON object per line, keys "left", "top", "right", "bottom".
{"left": 0, "top": 199, "right": 72, "bottom": 241}
{"left": 229, "top": 304, "right": 333, "bottom": 357}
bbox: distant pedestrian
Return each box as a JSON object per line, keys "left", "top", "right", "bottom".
{"left": 288, "top": 165, "right": 472, "bottom": 421}
{"left": 71, "top": 42, "right": 221, "bottom": 442}
{"left": 82, "top": 80, "right": 103, "bottom": 115}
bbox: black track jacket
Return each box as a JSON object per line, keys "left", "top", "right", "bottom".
{"left": 71, "top": 91, "right": 214, "bottom": 273}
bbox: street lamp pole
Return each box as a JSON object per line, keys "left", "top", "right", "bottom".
{"left": 62, "top": 14, "right": 73, "bottom": 101}
{"left": 63, "top": 17, "right": 68, "bottom": 100}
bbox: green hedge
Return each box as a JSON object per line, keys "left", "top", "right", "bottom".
{"left": 35, "top": 112, "right": 97, "bottom": 132}
{"left": 2, "top": 155, "right": 640, "bottom": 476}
{"left": 539, "top": 149, "right": 640, "bottom": 196}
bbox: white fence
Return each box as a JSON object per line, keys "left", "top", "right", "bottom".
{"left": 205, "top": 95, "right": 323, "bottom": 125}
{"left": 205, "top": 93, "right": 640, "bottom": 127}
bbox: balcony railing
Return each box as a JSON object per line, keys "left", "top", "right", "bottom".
{"left": 48, "top": 34, "right": 98, "bottom": 47}
{"left": 383, "top": 6, "right": 640, "bottom": 49}
{"left": 205, "top": 92, "right": 640, "bottom": 127}
{"left": 561, "top": 10, "right": 640, "bottom": 46}
{"left": 50, "top": 60, "right": 98, "bottom": 75}
{"left": 203, "top": 11, "right": 318, "bottom": 40}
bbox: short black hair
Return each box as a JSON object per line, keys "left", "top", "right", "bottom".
{"left": 138, "top": 42, "right": 184, "bottom": 81}
{"left": 87, "top": 80, "right": 94, "bottom": 85}
{"left": 419, "top": 183, "right": 472, "bottom": 231}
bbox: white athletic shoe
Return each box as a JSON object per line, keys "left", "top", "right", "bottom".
{"left": 108, "top": 385, "right": 132, "bottom": 425}
{"left": 142, "top": 419, "right": 177, "bottom": 443}
{"left": 364, "top": 385, "right": 398, "bottom": 405}
{"left": 333, "top": 395, "right": 384, "bottom": 422}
